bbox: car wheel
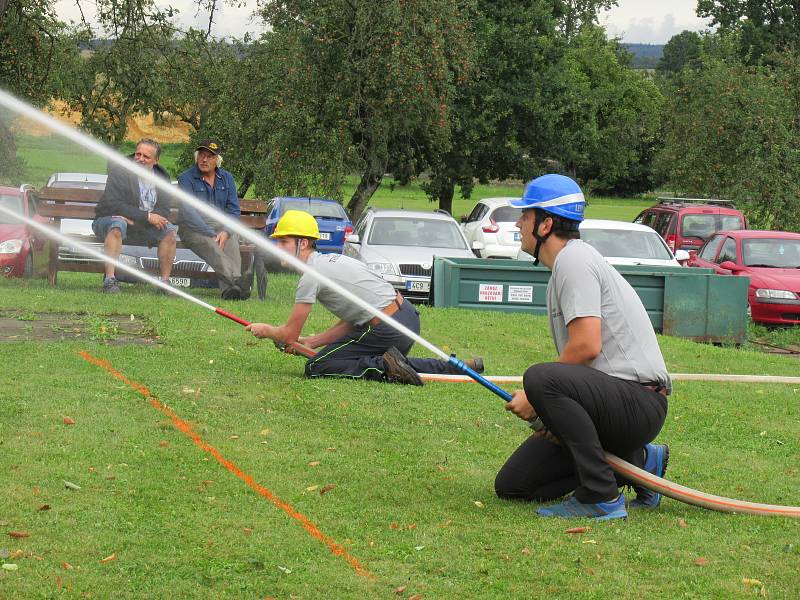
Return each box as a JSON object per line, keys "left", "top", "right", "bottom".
{"left": 746, "top": 302, "right": 752, "bottom": 320}
{"left": 23, "top": 253, "right": 33, "bottom": 278}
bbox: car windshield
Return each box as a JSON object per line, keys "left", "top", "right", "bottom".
{"left": 281, "top": 199, "right": 347, "bottom": 220}
{"left": 581, "top": 228, "right": 673, "bottom": 260}
{"left": 742, "top": 238, "right": 800, "bottom": 268}
{"left": 368, "top": 217, "right": 468, "bottom": 249}
{"left": 0, "top": 194, "right": 23, "bottom": 224}
{"left": 490, "top": 206, "right": 522, "bottom": 223}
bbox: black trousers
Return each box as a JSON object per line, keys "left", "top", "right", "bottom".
{"left": 495, "top": 362, "right": 667, "bottom": 504}
{"left": 305, "top": 300, "right": 464, "bottom": 380}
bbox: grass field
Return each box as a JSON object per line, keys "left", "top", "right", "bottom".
{"left": 1, "top": 273, "right": 798, "bottom": 599}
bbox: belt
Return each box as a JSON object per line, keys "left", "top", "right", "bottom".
{"left": 642, "top": 382, "right": 668, "bottom": 397}
{"left": 369, "top": 292, "right": 404, "bottom": 327}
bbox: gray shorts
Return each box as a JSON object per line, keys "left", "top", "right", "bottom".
{"left": 93, "top": 215, "right": 176, "bottom": 247}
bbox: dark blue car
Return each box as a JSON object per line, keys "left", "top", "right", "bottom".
{"left": 264, "top": 197, "right": 353, "bottom": 253}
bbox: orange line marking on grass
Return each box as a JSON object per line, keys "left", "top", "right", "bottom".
{"left": 78, "top": 351, "right": 375, "bottom": 580}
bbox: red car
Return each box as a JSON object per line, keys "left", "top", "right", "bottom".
{"left": 634, "top": 198, "right": 747, "bottom": 253}
{"left": 688, "top": 230, "right": 800, "bottom": 325}
{"left": 0, "top": 184, "right": 49, "bottom": 278}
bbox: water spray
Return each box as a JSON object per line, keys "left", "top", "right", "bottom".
{"left": 2, "top": 92, "right": 798, "bottom": 518}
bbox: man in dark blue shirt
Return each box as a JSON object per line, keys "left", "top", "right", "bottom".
{"left": 177, "top": 139, "right": 249, "bottom": 300}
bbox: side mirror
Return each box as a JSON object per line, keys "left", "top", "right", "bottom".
{"left": 345, "top": 234, "right": 360, "bottom": 244}
{"left": 674, "top": 249, "right": 690, "bottom": 264}
{"left": 460, "top": 215, "right": 468, "bottom": 223}
{"left": 471, "top": 241, "right": 484, "bottom": 250}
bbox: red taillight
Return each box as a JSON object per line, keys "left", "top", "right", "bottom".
{"left": 482, "top": 218, "right": 499, "bottom": 233}
{"left": 666, "top": 234, "right": 676, "bottom": 252}
{"left": 344, "top": 224, "right": 353, "bottom": 238}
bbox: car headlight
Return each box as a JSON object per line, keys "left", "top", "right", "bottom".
{"left": 754, "top": 288, "right": 797, "bottom": 300}
{"left": 118, "top": 254, "right": 139, "bottom": 268}
{"left": 367, "top": 262, "right": 397, "bottom": 276}
{"left": 0, "top": 239, "right": 23, "bottom": 254}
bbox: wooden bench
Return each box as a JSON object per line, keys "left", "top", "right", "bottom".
{"left": 36, "top": 186, "right": 268, "bottom": 287}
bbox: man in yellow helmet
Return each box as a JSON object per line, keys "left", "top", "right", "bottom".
{"left": 246, "top": 210, "right": 483, "bottom": 384}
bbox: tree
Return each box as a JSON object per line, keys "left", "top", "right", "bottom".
{"left": 257, "top": 0, "right": 475, "bottom": 220}
{"left": 545, "top": 27, "right": 663, "bottom": 194}
{"left": 0, "top": 1, "right": 81, "bottom": 182}
{"left": 657, "top": 30, "right": 703, "bottom": 75}
{"left": 553, "top": 0, "right": 617, "bottom": 39}
{"left": 697, "top": 0, "right": 800, "bottom": 62}
{"left": 655, "top": 56, "right": 800, "bottom": 231}
{"left": 423, "top": 0, "right": 564, "bottom": 213}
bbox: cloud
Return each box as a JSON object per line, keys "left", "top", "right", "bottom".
{"left": 605, "top": 14, "right": 710, "bottom": 44}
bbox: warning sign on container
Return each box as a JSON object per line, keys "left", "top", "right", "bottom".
{"left": 508, "top": 285, "right": 533, "bottom": 303}
{"left": 478, "top": 283, "right": 504, "bottom": 302}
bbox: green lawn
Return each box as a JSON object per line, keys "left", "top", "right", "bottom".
{"left": 1, "top": 274, "right": 798, "bottom": 599}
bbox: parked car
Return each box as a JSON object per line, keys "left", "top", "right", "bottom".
{"left": 517, "top": 219, "right": 689, "bottom": 267}
{"left": 460, "top": 197, "right": 522, "bottom": 258}
{"left": 344, "top": 208, "right": 475, "bottom": 302}
{"left": 0, "top": 184, "right": 49, "bottom": 278}
{"left": 264, "top": 197, "right": 353, "bottom": 254}
{"left": 634, "top": 198, "right": 747, "bottom": 253}
{"left": 46, "top": 172, "right": 214, "bottom": 288}
{"left": 687, "top": 230, "right": 800, "bottom": 325}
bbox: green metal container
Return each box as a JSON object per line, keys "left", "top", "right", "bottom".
{"left": 431, "top": 257, "right": 748, "bottom": 343}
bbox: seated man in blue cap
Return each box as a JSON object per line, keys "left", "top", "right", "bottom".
{"left": 177, "top": 139, "right": 249, "bottom": 300}
{"left": 495, "top": 174, "right": 670, "bottom": 520}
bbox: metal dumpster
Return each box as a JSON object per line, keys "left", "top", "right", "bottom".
{"left": 431, "top": 257, "right": 749, "bottom": 343}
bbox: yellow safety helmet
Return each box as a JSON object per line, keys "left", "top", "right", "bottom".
{"left": 271, "top": 210, "right": 320, "bottom": 240}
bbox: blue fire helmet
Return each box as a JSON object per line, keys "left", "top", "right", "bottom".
{"left": 510, "top": 174, "right": 585, "bottom": 222}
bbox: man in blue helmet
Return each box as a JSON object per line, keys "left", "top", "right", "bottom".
{"left": 494, "top": 174, "right": 670, "bottom": 520}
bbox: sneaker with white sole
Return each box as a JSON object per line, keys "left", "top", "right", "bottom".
{"left": 537, "top": 493, "right": 627, "bottom": 521}
{"left": 630, "top": 443, "right": 669, "bottom": 508}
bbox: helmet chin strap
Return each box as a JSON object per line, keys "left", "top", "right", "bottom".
{"left": 530, "top": 211, "right": 551, "bottom": 266}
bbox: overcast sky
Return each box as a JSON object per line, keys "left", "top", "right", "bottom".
{"left": 601, "top": 0, "right": 711, "bottom": 44}
{"left": 56, "top": 0, "right": 710, "bottom": 44}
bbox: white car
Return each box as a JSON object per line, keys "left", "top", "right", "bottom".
{"left": 460, "top": 197, "right": 522, "bottom": 259}
{"left": 517, "top": 219, "right": 690, "bottom": 266}
{"left": 344, "top": 208, "right": 475, "bottom": 302}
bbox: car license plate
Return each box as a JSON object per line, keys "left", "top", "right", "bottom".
{"left": 169, "top": 277, "right": 190, "bottom": 287}
{"left": 319, "top": 232, "right": 331, "bottom": 240}
{"left": 406, "top": 280, "right": 430, "bottom": 292}
{"left": 514, "top": 232, "right": 521, "bottom": 241}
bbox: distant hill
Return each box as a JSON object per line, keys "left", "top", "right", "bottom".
{"left": 623, "top": 43, "right": 664, "bottom": 69}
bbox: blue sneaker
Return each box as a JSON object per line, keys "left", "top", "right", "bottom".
{"left": 537, "top": 494, "right": 627, "bottom": 521}
{"left": 630, "top": 443, "right": 669, "bottom": 508}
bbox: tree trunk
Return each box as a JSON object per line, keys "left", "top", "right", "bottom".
{"left": 347, "top": 133, "right": 387, "bottom": 221}
{"left": 238, "top": 171, "right": 253, "bottom": 197}
{"left": 0, "top": 0, "right": 10, "bottom": 20}
{"left": 438, "top": 182, "right": 455, "bottom": 216}
{"left": 348, "top": 169, "right": 383, "bottom": 222}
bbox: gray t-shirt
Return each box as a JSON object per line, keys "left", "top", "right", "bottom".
{"left": 295, "top": 252, "right": 398, "bottom": 326}
{"left": 547, "top": 239, "right": 671, "bottom": 391}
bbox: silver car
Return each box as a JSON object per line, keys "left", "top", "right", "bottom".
{"left": 344, "top": 208, "right": 476, "bottom": 302}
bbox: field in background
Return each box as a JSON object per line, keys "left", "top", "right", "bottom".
{"left": 1, "top": 273, "right": 798, "bottom": 598}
